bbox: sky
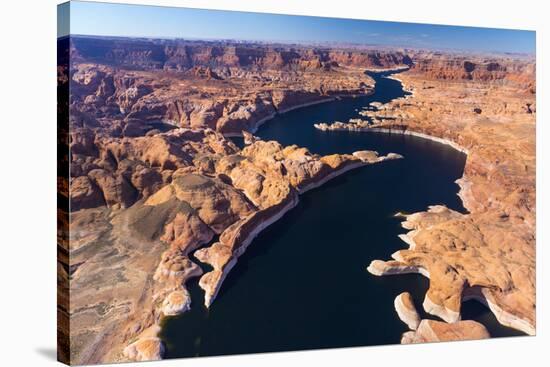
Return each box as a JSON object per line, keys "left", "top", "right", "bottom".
{"left": 64, "top": 1, "right": 536, "bottom": 54}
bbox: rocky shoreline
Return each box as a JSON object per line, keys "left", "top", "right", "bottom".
{"left": 394, "top": 292, "right": 491, "bottom": 344}
{"left": 324, "top": 71, "right": 532, "bottom": 334}
{"left": 383, "top": 74, "right": 415, "bottom": 96}
{"left": 196, "top": 191, "right": 300, "bottom": 307}
{"left": 223, "top": 93, "right": 374, "bottom": 138}
{"left": 462, "top": 286, "right": 536, "bottom": 335}
{"left": 315, "top": 124, "right": 469, "bottom": 154}
{"left": 195, "top": 148, "right": 402, "bottom": 308}
{"left": 112, "top": 137, "right": 403, "bottom": 362}
{"left": 366, "top": 144, "right": 535, "bottom": 335}
{"left": 370, "top": 70, "right": 534, "bottom": 335}
{"left": 221, "top": 99, "right": 336, "bottom": 138}
{"left": 298, "top": 152, "right": 403, "bottom": 194}
{"left": 369, "top": 203, "right": 536, "bottom": 335}
{"left": 319, "top": 67, "right": 535, "bottom": 336}
{"left": 365, "top": 66, "right": 411, "bottom": 73}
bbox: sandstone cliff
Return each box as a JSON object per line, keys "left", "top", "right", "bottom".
{"left": 394, "top": 292, "right": 491, "bottom": 344}
{"left": 70, "top": 37, "right": 412, "bottom": 71}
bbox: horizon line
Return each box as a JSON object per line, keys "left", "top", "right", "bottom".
{"left": 64, "top": 33, "right": 536, "bottom": 57}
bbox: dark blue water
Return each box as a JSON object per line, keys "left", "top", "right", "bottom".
{"left": 161, "top": 71, "right": 524, "bottom": 359}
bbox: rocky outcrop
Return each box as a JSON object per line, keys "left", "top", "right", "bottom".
{"left": 70, "top": 175, "right": 105, "bottom": 210}
{"left": 369, "top": 205, "right": 535, "bottom": 333}
{"left": 71, "top": 36, "right": 412, "bottom": 71}
{"left": 408, "top": 53, "right": 535, "bottom": 92}
{"left": 68, "top": 37, "right": 416, "bottom": 138}
{"left": 70, "top": 128, "right": 241, "bottom": 210}
{"left": 242, "top": 130, "right": 260, "bottom": 145}
{"left": 149, "top": 172, "right": 256, "bottom": 233}
{"left": 162, "top": 290, "right": 191, "bottom": 316}
{"left": 123, "top": 337, "right": 165, "bottom": 361}
{"left": 401, "top": 320, "right": 490, "bottom": 344}
{"left": 394, "top": 292, "right": 490, "bottom": 344}
{"left": 395, "top": 292, "right": 421, "bottom": 330}
{"left": 154, "top": 252, "right": 203, "bottom": 283}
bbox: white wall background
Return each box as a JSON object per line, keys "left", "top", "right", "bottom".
{"left": 0, "top": 0, "right": 546, "bottom": 366}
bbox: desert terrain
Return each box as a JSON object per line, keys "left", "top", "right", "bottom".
{"left": 58, "top": 36, "right": 535, "bottom": 363}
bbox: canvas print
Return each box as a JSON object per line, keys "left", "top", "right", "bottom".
{"left": 57, "top": 1, "right": 536, "bottom": 365}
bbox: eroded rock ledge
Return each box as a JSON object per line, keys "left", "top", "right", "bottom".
{"left": 394, "top": 292, "right": 421, "bottom": 330}
{"left": 394, "top": 292, "right": 490, "bottom": 344}
{"left": 401, "top": 320, "right": 490, "bottom": 344}
{"left": 369, "top": 206, "right": 535, "bottom": 334}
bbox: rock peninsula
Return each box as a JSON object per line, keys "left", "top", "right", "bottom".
{"left": 394, "top": 292, "right": 490, "bottom": 344}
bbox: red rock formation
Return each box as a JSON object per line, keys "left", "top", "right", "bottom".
{"left": 409, "top": 52, "right": 535, "bottom": 92}
{"left": 70, "top": 37, "right": 412, "bottom": 71}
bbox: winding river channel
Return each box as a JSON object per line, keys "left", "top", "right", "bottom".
{"left": 160, "top": 71, "right": 524, "bottom": 359}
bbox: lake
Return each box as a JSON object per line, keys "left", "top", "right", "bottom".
{"left": 160, "top": 71, "right": 524, "bottom": 359}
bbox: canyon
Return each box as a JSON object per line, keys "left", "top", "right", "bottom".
{"left": 315, "top": 56, "right": 536, "bottom": 335}
{"left": 316, "top": 55, "right": 535, "bottom": 335}
{"left": 60, "top": 36, "right": 535, "bottom": 364}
